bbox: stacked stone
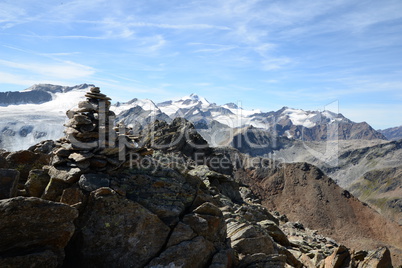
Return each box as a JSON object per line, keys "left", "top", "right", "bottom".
{"left": 48, "top": 87, "right": 120, "bottom": 180}
{"left": 44, "top": 87, "right": 152, "bottom": 199}
{"left": 64, "top": 87, "right": 115, "bottom": 148}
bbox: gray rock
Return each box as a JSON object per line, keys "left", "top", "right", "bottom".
{"left": 79, "top": 173, "right": 110, "bottom": 192}
{"left": 73, "top": 114, "right": 92, "bottom": 125}
{"left": 146, "top": 236, "right": 215, "bottom": 268}
{"left": 0, "top": 197, "right": 78, "bottom": 265}
{"left": 68, "top": 152, "right": 94, "bottom": 162}
{"left": 166, "top": 221, "right": 197, "bottom": 248}
{"left": 0, "top": 169, "right": 20, "bottom": 199}
{"left": 258, "top": 220, "right": 290, "bottom": 247}
{"left": 69, "top": 190, "right": 170, "bottom": 267}
{"left": 227, "top": 220, "right": 276, "bottom": 256}
{"left": 118, "top": 170, "right": 200, "bottom": 225}
{"left": 209, "top": 248, "right": 237, "bottom": 268}
{"left": 47, "top": 165, "right": 82, "bottom": 184}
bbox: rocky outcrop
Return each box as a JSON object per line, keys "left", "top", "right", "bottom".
{"left": 139, "top": 117, "right": 211, "bottom": 159}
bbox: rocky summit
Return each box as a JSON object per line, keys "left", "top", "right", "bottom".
{"left": 0, "top": 88, "right": 400, "bottom": 267}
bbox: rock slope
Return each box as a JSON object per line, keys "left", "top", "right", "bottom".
{"left": 234, "top": 161, "right": 402, "bottom": 266}
{"left": 273, "top": 139, "right": 402, "bottom": 226}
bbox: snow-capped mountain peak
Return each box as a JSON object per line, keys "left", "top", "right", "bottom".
{"left": 179, "top": 93, "right": 210, "bottom": 106}
{"left": 22, "top": 83, "right": 94, "bottom": 93}
{"left": 0, "top": 84, "right": 387, "bottom": 151}
{"left": 112, "top": 98, "right": 160, "bottom": 116}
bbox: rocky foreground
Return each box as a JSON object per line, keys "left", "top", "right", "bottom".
{"left": 0, "top": 87, "right": 400, "bottom": 267}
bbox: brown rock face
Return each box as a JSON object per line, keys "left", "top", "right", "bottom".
{"left": 236, "top": 162, "right": 402, "bottom": 266}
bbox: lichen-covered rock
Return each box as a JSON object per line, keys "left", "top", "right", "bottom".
{"left": 113, "top": 168, "right": 200, "bottom": 226}
{"left": 66, "top": 189, "right": 170, "bottom": 267}
{"left": 0, "top": 197, "right": 78, "bottom": 266}
{"left": 5, "top": 150, "right": 49, "bottom": 182}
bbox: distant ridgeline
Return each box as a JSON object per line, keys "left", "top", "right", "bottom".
{"left": 0, "top": 84, "right": 94, "bottom": 106}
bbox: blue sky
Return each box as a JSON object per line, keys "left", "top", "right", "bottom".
{"left": 1, "top": 0, "right": 402, "bottom": 129}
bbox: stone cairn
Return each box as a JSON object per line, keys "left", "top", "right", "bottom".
{"left": 49, "top": 87, "right": 151, "bottom": 183}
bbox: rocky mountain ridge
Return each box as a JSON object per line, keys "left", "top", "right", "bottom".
{"left": 0, "top": 84, "right": 94, "bottom": 107}
{"left": 380, "top": 126, "right": 402, "bottom": 141}
{"left": 272, "top": 139, "right": 402, "bottom": 227}
{"left": 0, "top": 84, "right": 387, "bottom": 152}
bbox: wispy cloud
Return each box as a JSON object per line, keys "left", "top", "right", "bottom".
{"left": 0, "top": 59, "right": 94, "bottom": 79}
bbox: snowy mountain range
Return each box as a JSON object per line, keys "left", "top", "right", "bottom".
{"left": 0, "top": 84, "right": 387, "bottom": 151}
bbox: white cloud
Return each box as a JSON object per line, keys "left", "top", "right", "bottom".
{"left": 0, "top": 59, "right": 95, "bottom": 80}
{"left": 261, "top": 57, "right": 293, "bottom": 71}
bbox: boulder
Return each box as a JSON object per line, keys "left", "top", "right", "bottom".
{"left": 166, "top": 221, "right": 197, "bottom": 248}
{"left": 258, "top": 220, "right": 290, "bottom": 247}
{"left": 324, "top": 245, "right": 351, "bottom": 268}
{"left": 116, "top": 169, "right": 200, "bottom": 226}
{"left": 0, "top": 169, "right": 20, "bottom": 199}
{"left": 66, "top": 189, "right": 170, "bottom": 267}
{"left": 5, "top": 150, "right": 49, "bottom": 182}
{"left": 146, "top": 236, "right": 216, "bottom": 268}
{"left": 357, "top": 247, "right": 392, "bottom": 268}
{"left": 183, "top": 202, "right": 227, "bottom": 244}
{"left": 227, "top": 220, "right": 276, "bottom": 256}
{"left": 47, "top": 165, "right": 82, "bottom": 184}
{"left": 0, "top": 197, "right": 78, "bottom": 265}
{"left": 188, "top": 165, "right": 242, "bottom": 202}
